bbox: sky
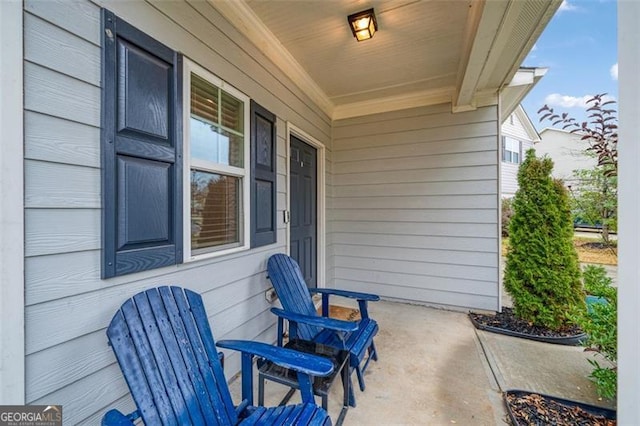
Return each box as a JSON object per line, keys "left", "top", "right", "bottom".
{"left": 520, "top": 0, "right": 618, "bottom": 130}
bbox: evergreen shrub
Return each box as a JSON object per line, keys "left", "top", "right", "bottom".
{"left": 504, "top": 149, "right": 585, "bottom": 330}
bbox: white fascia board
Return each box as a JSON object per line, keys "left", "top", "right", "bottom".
{"left": 209, "top": 0, "right": 334, "bottom": 118}
{"left": 499, "top": 67, "right": 547, "bottom": 124}
{"left": 506, "top": 67, "right": 548, "bottom": 87}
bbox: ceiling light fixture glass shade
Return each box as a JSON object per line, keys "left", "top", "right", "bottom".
{"left": 348, "top": 8, "right": 377, "bottom": 41}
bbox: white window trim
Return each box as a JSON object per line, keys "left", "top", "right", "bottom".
{"left": 182, "top": 59, "right": 251, "bottom": 262}
{"left": 285, "top": 123, "right": 326, "bottom": 290}
{"left": 503, "top": 136, "right": 521, "bottom": 164}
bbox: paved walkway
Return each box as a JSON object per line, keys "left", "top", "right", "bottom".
{"left": 229, "top": 299, "right": 612, "bottom": 425}
{"left": 477, "top": 330, "right": 615, "bottom": 410}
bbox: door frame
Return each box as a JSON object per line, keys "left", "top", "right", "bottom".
{"left": 285, "top": 122, "right": 326, "bottom": 289}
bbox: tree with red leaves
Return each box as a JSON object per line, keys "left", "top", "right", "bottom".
{"left": 538, "top": 94, "right": 618, "bottom": 177}
{"left": 539, "top": 94, "right": 618, "bottom": 244}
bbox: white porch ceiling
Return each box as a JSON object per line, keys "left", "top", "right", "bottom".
{"left": 212, "top": 0, "right": 561, "bottom": 120}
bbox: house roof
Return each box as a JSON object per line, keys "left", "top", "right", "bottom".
{"left": 211, "top": 0, "right": 561, "bottom": 120}
{"left": 539, "top": 127, "right": 585, "bottom": 136}
{"left": 499, "top": 67, "right": 547, "bottom": 123}
{"left": 507, "top": 105, "right": 542, "bottom": 142}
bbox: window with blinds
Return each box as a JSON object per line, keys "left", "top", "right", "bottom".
{"left": 502, "top": 136, "right": 522, "bottom": 164}
{"left": 184, "top": 60, "right": 250, "bottom": 259}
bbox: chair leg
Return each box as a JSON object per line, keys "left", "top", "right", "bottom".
{"left": 258, "top": 374, "right": 265, "bottom": 406}
{"left": 347, "top": 372, "right": 357, "bottom": 407}
{"left": 355, "top": 365, "right": 366, "bottom": 392}
{"left": 369, "top": 341, "right": 378, "bottom": 362}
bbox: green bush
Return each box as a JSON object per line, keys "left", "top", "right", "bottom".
{"left": 501, "top": 197, "right": 514, "bottom": 237}
{"left": 583, "top": 264, "right": 615, "bottom": 300}
{"left": 578, "top": 265, "right": 617, "bottom": 399}
{"left": 504, "top": 149, "right": 585, "bottom": 330}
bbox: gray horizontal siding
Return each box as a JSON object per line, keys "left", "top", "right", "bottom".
{"left": 501, "top": 162, "right": 520, "bottom": 197}
{"left": 25, "top": 160, "right": 100, "bottom": 208}
{"left": 331, "top": 233, "right": 496, "bottom": 253}
{"left": 333, "top": 257, "right": 498, "bottom": 283}
{"left": 333, "top": 121, "right": 498, "bottom": 152}
{"left": 24, "top": 12, "right": 100, "bottom": 85}
{"left": 331, "top": 208, "right": 497, "bottom": 223}
{"left": 331, "top": 221, "right": 498, "bottom": 238}
{"left": 334, "top": 151, "right": 498, "bottom": 174}
{"left": 26, "top": 249, "right": 279, "bottom": 354}
{"left": 333, "top": 245, "right": 498, "bottom": 267}
{"left": 500, "top": 114, "right": 535, "bottom": 197}
{"left": 330, "top": 104, "right": 500, "bottom": 311}
{"left": 25, "top": 112, "right": 100, "bottom": 167}
{"left": 23, "top": 0, "right": 331, "bottom": 423}
{"left": 332, "top": 194, "right": 496, "bottom": 210}
{"left": 340, "top": 279, "right": 498, "bottom": 311}
{"left": 334, "top": 165, "right": 498, "bottom": 185}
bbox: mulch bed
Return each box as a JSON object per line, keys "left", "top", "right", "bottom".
{"left": 469, "top": 307, "right": 582, "bottom": 338}
{"left": 505, "top": 391, "right": 616, "bottom": 425}
{"left": 581, "top": 241, "right": 613, "bottom": 250}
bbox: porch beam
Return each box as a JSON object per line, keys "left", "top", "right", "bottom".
{"left": 454, "top": 0, "right": 560, "bottom": 113}
{"left": 453, "top": 0, "right": 506, "bottom": 112}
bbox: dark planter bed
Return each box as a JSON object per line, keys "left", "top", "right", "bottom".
{"left": 504, "top": 389, "right": 616, "bottom": 425}
{"left": 469, "top": 309, "right": 587, "bottom": 346}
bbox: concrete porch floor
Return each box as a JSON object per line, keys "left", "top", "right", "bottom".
{"left": 229, "top": 299, "right": 613, "bottom": 425}
{"left": 230, "top": 300, "right": 505, "bottom": 424}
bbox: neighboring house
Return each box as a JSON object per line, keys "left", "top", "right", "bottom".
{"left": 0, "top": 0, "right": 572, "bottom": 422}
{"left": 500, "top": 105, "right": 541, "bottom": 197}
{"left": 536, "top": 127, "right": 597, "bottom": 189}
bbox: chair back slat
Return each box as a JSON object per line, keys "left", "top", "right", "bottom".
{"left": 107, "top": 310, "right": 164, "bottom": 425}
{"left": 160, "top": 287, "right": 234, "bottom": 426}
{"left": 267, "top": 254, "right": 322, "bottom": 340}
{"left": 180, "top": 287, "right": 238, "bottom": 423}
{"left": 106, "top": 287, "right": 238, "bottom": 426}
{"left": 132, "top": 291, "right": 199, "bottom": 425}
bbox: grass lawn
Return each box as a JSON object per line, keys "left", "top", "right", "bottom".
{"left": 502, "top": 235, "right": 618, "bottom": 266}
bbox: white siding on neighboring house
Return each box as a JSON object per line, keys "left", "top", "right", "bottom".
{"left": 22, "top": 0, "right": 331, "bottom": 423}
{"left": 500, "top": 106, "right": 538, "bottom": 198}
{"left": 330, "top": 104, "right": 500, "bottom": 311}
{"left": 536, "top": 127, "right": 596, "bottom": 187}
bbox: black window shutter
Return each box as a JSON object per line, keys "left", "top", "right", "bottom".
{"left": 101, "top": 10, "right": 182, "bottom": 278}
{"left": 250, "top": 101, "right": 277, "bottom": 248}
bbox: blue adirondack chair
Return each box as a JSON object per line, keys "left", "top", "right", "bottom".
{"left": 267, "top": 254, "right": 380, "bottom": 407}
{"left": 102, "top": 286, "right": 334, "bottom": 426}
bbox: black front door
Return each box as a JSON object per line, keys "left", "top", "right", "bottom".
{"left": 289, "top": 136, "right": 317, "bottom": 288}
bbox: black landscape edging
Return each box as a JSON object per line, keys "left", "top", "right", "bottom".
{"left": 504, "top": 389, "right": 616, "bottom": 425}
{"left": 469, "top": 314, "right": 587, "bottom": 346}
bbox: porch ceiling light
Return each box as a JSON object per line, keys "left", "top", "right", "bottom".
{"left": 348, "top": 8, "right": 377, "bottom": 42}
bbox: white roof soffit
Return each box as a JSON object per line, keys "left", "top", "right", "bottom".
{"left": 453, "top": 0, "right": 561, "bottom": 113}
{"left": 212, "top": 0, "right": 560, "bottom": 120}
{"left": 500, "top": 67, "right": 547, "bottom": 123}
{"left": 210, "top": 0, "right": 335, "bottom": 118}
